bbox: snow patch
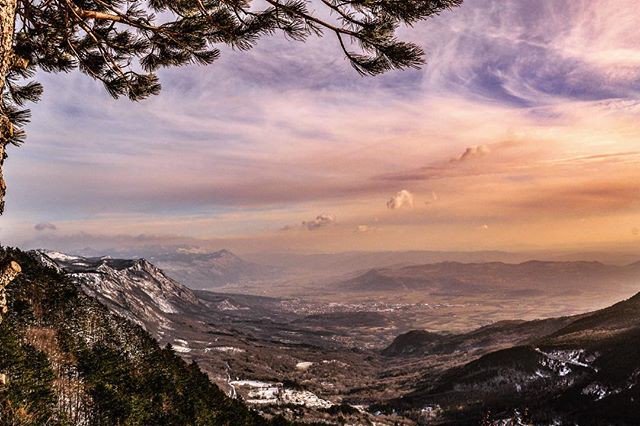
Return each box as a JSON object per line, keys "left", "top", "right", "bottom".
{"left": 173, "top": 345, "right": 191, "bottom": 353}
{"left": 535, "top": 348, "right": 599, "bottom": 377}
{"left": 582, "top": 382, "right": 610, "bottom": 401}
{"left": 206, "top": 346, "right": 245, "bottom": 354}
{"left": 46, "top": 251, "right": 81, "bottom": 262}
{"left": 216, "top": 300, "right": 248, "bottom": 311}
{"left": 296, "top": 361, "right": 313, "bottom": 371}
{"left": 230, "top": 380, "right": 332, "bottom": 408}
{"left": 145, "top": 291, "right": 178, "bottom": 313}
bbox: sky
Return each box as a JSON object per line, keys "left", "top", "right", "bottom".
{"left": 1, "top": 0, "right": 640, "bottom": 255}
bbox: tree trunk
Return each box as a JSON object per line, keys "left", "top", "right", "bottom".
{"left": 0, "top": 2, "right": 18, "bottom": 373}
{"left": 0, "top": 0, "right": 18, "bottom": 215}
{"left": 0, "top": 260, "right": 20, "bottom": 317}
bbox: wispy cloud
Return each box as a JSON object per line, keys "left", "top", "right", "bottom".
{"left": 2, "top": 0, "right": 640, "bottom": 253}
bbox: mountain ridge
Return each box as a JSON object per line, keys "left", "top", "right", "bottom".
{"left": 338, "top": 259, "right": 640, "bottom": 296}
{"left": 384, "top": 285, "right": 640, "bottom": 424}
{"left": 36, "top": 250, "right": 202, "bottom": 334}
{"left": 0, "top": 247, "right": 280, "bottom": 425}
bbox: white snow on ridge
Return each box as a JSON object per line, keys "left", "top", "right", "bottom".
{"left": 172, "top": 339, "right": 192, "bottom": 353}
{"left": 147, "top": 291, "right": 178, "bottom": 314}
{"left": 40, "top": 251, "right": 202, "bottom": 334}
{"left": 45, "top": 251, "right": 81, "bottom": 262}
{"left": 535, "top": 348, "right": 599, "bottom": 376}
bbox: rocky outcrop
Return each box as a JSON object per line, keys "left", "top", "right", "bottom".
{"left": 37, "top": 252, "right": 201, "bottom": 335}
{"left": 0, "top": 260, "right": 20, "bottom": 322}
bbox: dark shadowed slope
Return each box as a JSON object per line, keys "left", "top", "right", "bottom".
{"left": 382, "top": 315, "right": 580, "bottom": 357}
{"left": 388, "top": 289, "right": 640, "bottom": 425}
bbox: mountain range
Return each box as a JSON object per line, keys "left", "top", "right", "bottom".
{"left": 8, "top": 248, "right": 640, "bottom": 424}
{"left": 146, "top": 249, "right": 281, "bottom": 290}
{"left": 338, "top": 260, "right": 640, "bottom": 297}
{"left": 243, "top": 250, "right": 640, "bottom": 273}
{"left": 36, "top": 251, "right": 202, "bottom": 334}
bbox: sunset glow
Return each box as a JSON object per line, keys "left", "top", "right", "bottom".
{"left": 3, "top": 0, "right": 640, "bottom": 254}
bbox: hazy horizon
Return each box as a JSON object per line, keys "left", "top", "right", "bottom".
{"left": 25, "top": 243, "right": 640, "bottom": 267}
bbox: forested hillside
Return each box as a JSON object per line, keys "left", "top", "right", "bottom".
{"left": 0, "top": 248, "right": 286, "bottom": 425}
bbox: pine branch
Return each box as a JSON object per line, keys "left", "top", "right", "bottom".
{"left": 78, "top": 9, "right": 122, "bottom": 22}
{"left": 2, "top": 0, "right": 463, "bottom": 146}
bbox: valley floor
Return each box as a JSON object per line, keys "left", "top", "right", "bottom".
{"left": 38, "top": 251, "right": 640, "bottom": 425}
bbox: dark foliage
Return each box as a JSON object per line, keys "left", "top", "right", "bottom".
{"left": 0, "top": 247, "right": 284, "bottom": 425}
{"left": 3, "top": 0, "right": 462, "bottom": 145}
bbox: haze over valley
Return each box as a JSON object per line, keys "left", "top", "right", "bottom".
{"left": 149, "top": 247, "right": 640, "bottom": 332}
{"left": 25, "top": 247, "right": 640, "bottom": 424}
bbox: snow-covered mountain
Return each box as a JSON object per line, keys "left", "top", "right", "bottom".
{"left": 36, "top": 250, "right": 200, "bottom": 334}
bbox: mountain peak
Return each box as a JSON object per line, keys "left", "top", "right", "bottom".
{"left": 132, "top": 257, "right": 158, "bottom": 272}
{"left": 35, "top": 250, "right": 200, "bottom": 332}
{"left": 213, "top": 249, "right": 239, "bottom": 259}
